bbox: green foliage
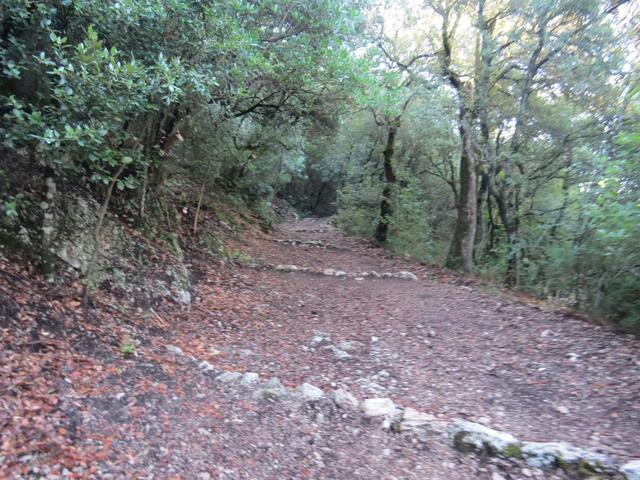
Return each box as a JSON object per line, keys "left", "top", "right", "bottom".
{"left": 1, "top": 0, "right": 638, "bottom": 332}
{"left": 0, "top": 0, "right": 367, "bottom": 266}
{"left": 120, "top": 337, "right": 135, "bottom": 356}
{"left": 330, "top": 0, "right": 639, "bottom": 331}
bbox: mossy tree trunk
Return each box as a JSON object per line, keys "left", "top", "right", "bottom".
{"left": 375, "top": 123, "right": 399, "bottom": 243}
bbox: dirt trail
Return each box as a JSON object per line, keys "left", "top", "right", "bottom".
{"left": 4, "top": 218, "right": 639, "bottom": 480}
{"left": 211, "top": 218, "right": 639, "bottom": 459}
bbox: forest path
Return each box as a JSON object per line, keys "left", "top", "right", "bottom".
{"left": 13, "top": 218, "right": 638, "bottom": 479}
{"left": 207, "top": 218, "right": 639, "bottom": 460}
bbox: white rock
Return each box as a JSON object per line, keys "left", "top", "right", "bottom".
{"left": 361, "top": 398, "right": 397, "bottom": 418}
{"left": 311, "top": 333, "right": 331, "bottom": 346}
{"left": 450, "top": 420, "right": 519, "bottom": 454}
{"left": 394, "top": 271, "right": 419, "bottom": 281}
{"left": 553, "top": 405, "right": 570, "bottom": 415}
{"left": 620, "top": 460, "right": 640, "bottom": 480}
{"left": 199, "top": 473, "right": 211, "bottom": 480}
{"left": 491, "top": 473, "right": 506, "bottom": 480}
{"left": 264, "top": 377, "right": 283, "bottom": 388}
{"left": 322, "top": 268, "right": 336, "bottom": 276}
{"left": 198, "top": 360, "right": 215, "bottom": 372}
{"left": 276, "top": 264, "right": 299, "bottom": 272}
{"left": 252, "top": 377, "right": 289, "bottom": 400}
{"left": 165, "top": 345, "right": 184, "bottom": 356}
{"left": 176, "top": 289, "right": 192, "bottom": 304}
{"left": 216, "top": 371, "right": 242, "bottom": 382}
{"left": 521, "top": 442, "right": 612, "bottom": 470}
{"left": 334, "top": 270, "right": 347, "bottom": 277}
{"left": 297, "top": 383, "right": 324, "bottom": 401}
{"left": 400, "top": 407, "right": 447, "bottom": 433}
{"left": 332, "top": 388, "right": 359, "bottom": 409}
{"left": 476, "top": 416, "right": 491, "bottom": 425}
{"left": 240, "top": 372, "right": 260, "bottom": 385}
{"left": 329, "top": 346, "right": 351, "bottom": 360}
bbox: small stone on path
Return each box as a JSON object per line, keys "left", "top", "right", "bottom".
{"left": 297, "top": 383, "right": 324, "bottom": 400}
{"left": 165, "top": 345, "right": 184, "bottom": 356}
{"left": 620, "top": 460, "right": 640, "bottom": 480}
{"left": 361, "top": 398, "right": 397, "bottom": 418}
{"left": 216, "top": 371, "right": 242, "bottom": 382}
{"left": 332, "top": 388, "right": 359, "bottom": 409}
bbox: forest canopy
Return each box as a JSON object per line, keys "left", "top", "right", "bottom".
{"left": 1, "top": 0, "right": 639, "bottom": 332}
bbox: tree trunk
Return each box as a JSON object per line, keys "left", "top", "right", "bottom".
{"left": 82, "top": 164, "right": 126, "bottom": 306}
{"left": 490, "top": 185, "right": 518, "bottom": 287}
{"left": 475, "top": 172, "right": 489, "bottom": 248}
{"left": 375, "top": 124, "right": 398, "bottom": 243}
{"left": 192, "top": 180, "right": 207, "bottom": 236}
{"left": 440, "top": 10, "right": 478, "bottom": 274}
{"left": 41, "top": 160, "right": 57, "bottom": 280}
{"left": 445, "top": 116, "right": 477, "bottom": 274}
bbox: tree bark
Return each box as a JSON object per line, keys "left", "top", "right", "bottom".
{"left": 445, "top": 113, "right": 477, "bottom": 274}
{"left": 375, "top": 124, "right": 398, "bottom": 243}
{"left": 82, "top": 164, "right": 126, "bottom": 306}
{"left": 41, "top": 160, "right": 57, "bottom": 280}
{"left": 440, "top": 9, "right": 478, "bottom": 274}
{"left": 193, "top": 179, "right": 207, "bottom": 236}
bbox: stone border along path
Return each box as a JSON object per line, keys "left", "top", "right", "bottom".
{"left": 271, "top": 263, "right": 420, "bottom": 281}
{"left": 164, "top": 345, "right": 640, "bottom": 480}
{"left": 272, "top": 239, "right": 349, "bottom": 250}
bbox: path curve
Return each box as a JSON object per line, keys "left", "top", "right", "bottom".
{"left": 213, "top": 218, "right": 640, "bottom": 460}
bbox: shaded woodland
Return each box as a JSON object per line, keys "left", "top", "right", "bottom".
{"left": 1, "top": 0, "right": 639, "bottom": 331}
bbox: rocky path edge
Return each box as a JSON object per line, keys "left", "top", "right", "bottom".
{"left": 164, "top": 344, "right": 640, "bottom": 480}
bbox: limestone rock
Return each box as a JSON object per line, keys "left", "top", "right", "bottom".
{"left": 450, "top": 420, "right": 519, "bottom": 455}
{"left": 240, "top": 372, "right": 260, "bottom": 385}
{"left": 310, "top": 332, "right": 331, "bottom": 347}
{"left": 328, "top": 345, "right": 351, "bottom": 360}
{"left": 521, "top": 442, "right": 613, "bottom": 471}
{"left": 165, "top": 264, "right": 192, "bottom": 305}
{"left": 400, "top": 407, "right": 447, "bottom": 434}
{"left": 332, "top": 388, "right": 359, "bottom": 409}
{"left": 394, "top": 271, "right": 419, "bottom": 281}
{"left": 198, "top": 360, "right": 215, "bottom": 372}
{"left": 322, "top": 268, "right": 336, "bottom": 276}
{"left": 275, "top": 264, "right": 299, "bottom": 272}
{"left": 165, "top": 345, "right": 184, "bottom": 356}
{"left": 620, "top": 460, "right": 640, "bottom": 480}
{"left": 216, "top": 371, "right": 242, "bottom": 383}
{"left": 553, "top": 405, "right": 570, "bottom": 415}
{"left": 297, "top": 383, "right": 324, "bottom": 401}
{"left": 253, "top": 377, "right": 289, "bottom": 400}
{"left": 361, "top": 398, "right": 398, "bottom": 418}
